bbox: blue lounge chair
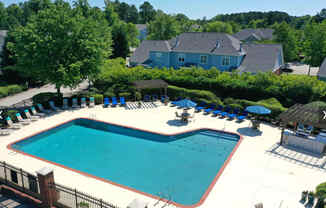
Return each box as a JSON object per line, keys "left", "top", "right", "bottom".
{"left": 151, "top": 94, "right": 158, "bottom": 101}
{"left": 171, "top": 97, "right": 182, "bottom": 107}
{"left": 237, "top": 111, "right": 248, "bottom": 122}
{"left": 111, "top": 97, "right": 118, "bottom": 107}
{"left": 161, "top": 95, "right": 166, "bottom": 103}
{"left": 195, "top": 102, "right": 206, "bottom": 112}
{"left": 212, "top": 105, "right": 223, "bottom": 116}
{"left": 227, "top": 109, "right": 239, "bottom": 120}
{"left": 220, "top": 107, "right": 231, "bottom": 118}
{"left": 144, "top": 95, "right": 151, "bottom": 102}
{"left": 103, "top": 98, "right": 110, "bottom": 108}
{"left": 120, "top": 97, "right": 126, "bottom": 106}
{"left": 204, "top": 104, "right": 216, "bottom": 115}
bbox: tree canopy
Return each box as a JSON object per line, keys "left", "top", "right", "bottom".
{"left": 7, "top": 3, "right": 112, "bottom": 94}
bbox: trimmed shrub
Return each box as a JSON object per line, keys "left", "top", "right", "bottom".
{"left": 229, "top": 103, "right": 243, "bottom": 110}
{"left": 103, "top": 90, "right": 116, "bottom": 98}
{"left": 0, "top": 85, "right": 25, "bottom": 98}
{"left": 118, "top": 92, "right": 132, "bottom": 100}
{"left": 32, "top": 92, "right": 62, "bottom": 108}
{"left": 92, "top": 94, "right": 103, "bottom": 105}
{"left": 316, "top": 182, "right": 326, "bottom": 198}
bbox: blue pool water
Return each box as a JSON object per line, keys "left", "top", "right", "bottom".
{"left": 12, "top": 118, "right": 240, "bottom": 206}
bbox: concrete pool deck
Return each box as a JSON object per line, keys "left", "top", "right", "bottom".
{"left": 0, "top": 103, "right": 325, "bottom": 208}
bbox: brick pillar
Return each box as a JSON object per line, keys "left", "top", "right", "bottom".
{"left": 37, "top": 167, "right": 57, "bottom": 208}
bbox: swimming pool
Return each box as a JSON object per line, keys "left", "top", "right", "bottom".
{"left": 10, "top": 118, "right": 241, "bottom": 207}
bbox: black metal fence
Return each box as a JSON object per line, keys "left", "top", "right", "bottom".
{"left": 50, "top": 182, "right": 120, "bottom": 208}
{"left": 0, "top": 161, "right": 41, "bottom": 200}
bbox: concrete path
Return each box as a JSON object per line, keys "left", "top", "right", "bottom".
{"left": 0, "top": 81, "right": 88, "bottom": 107}
{"left": 287, "top": 63, "right": 319, "bottom": 76}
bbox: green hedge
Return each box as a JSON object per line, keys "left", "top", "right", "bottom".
{"left": 168, "top": 85, "right": 223, "bottom": 105}
{"left": 0, "top": 85, "right": 26, "bottom": 98}
{"left": 32, "top": 92, "right": 62, "bottom": 108}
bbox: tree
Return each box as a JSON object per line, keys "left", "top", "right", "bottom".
{"left": 147, "top": 13, "right": 180, "bottom": 40}
{"left": 273, "top": 22, "right": 298, "bottom": 62}
{"left": 202, "top": 21, "right": 233, "bottom": 33}
{"left": 111, "top": 24, "right": 130, "bottom": 58}
{"left": 127, "top": 5, "right": 139, "bottom": 24}
{"left": 303, "top": 20, "right": 326, "bottom": 68}
{"left": 139, "top": 1, "right": 156, "bottom": 24}
{"left": 104, "top": 0, "right": 119, "bottom": 26}
{"left": 7, "top": 4, "right": 112, "bottom": 95}
{"left": 248, "top": 19, "right": 266, "bottom": 28}
{"left": 116, "top": 2, "right": 129, "bottom": 22}
{"left": 0, "top": 2, "right": 8, "bottom": 29}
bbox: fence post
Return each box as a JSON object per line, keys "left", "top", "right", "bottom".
{"left": 100, "top": 199, "right": 103, "bottom": 208}
{"left": 36, "top": 167, "right": 57, "bottom": 208}
{"left": 75, "top": 189, "right": 78, "bottom": 208}
{"left": 20, "top": 168, "right": 25, "bottom": 190}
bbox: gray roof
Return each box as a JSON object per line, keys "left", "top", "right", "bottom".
{"left": 233, "top": 28, "right": 274, "bottom": 41}
{"left": 238, "top": 44, "right": 283, "bottom": 73}
{"left": 130, "top": 40, "right": 170, "bottom": 64}
{"left": 318, "top": 58, "right": 326, "bottom": 77}
{"left": 136, "top": 24, "right": 147, "bottom": 31}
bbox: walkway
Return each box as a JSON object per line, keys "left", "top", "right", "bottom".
{"left": 0, "top": 194, "right": 35, "bottom": 208}
{"left": 0, "top": 81, "right": 88, "bottom": 107}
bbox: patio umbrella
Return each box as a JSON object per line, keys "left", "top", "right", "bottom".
{"left": 175, "top": 99, "right": 197, "bottom": 108}
{"left": 245, "top": 105, "right": 271, "bottom": 115}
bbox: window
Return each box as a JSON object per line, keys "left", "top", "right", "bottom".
{"left": 222, "top": 56, "right": 230, "bottom": 66}
{"left": 156, "top": 52, "right": 162, "bottom": 58}
{"left": 200, "top": 55, "right": 208, "bottom": 64}
{"left": 178, "top": 54, "right": 185, "bottom": 63}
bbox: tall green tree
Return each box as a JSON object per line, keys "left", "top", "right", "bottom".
{"left": 147, "top": 12, "right": 180, "bottom": 40}
{"left": 111, "top": 24, "right": 129, "bottom": 58}
{"left": 7, "top": 3, "right": 112, "bottom": 94}
{"left": 127, "top": 5, "right": 139, "bottom": 24}
{"left": 0, "top": 2, "right": 8, "bottom": 29}
{"left": 273, "top": 22, "right": 298, "bottom": 62}
{"left": 303, "top": 20, "right": 326, "bottom": 68}
{"left": 139, "top": 1, "right": 156, "bottom": 24}
{"left": 104, "top": 0, "right": 119, "bottom": 26}
{"left": 202, "top": 21, "right": 233, "bottom": 33}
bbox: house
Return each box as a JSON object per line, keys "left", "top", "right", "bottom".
{"left": 130, "top": 32, "right": 284, "bottom": 74}
{"left": 317, "top": 58, "right": 326, "bottom": 81}
{"left": 136, "top": 24, "right": 147, "bottom": 41}
{"left": 0, "top": 30, "right": 8, "bottom": 75}
{"left": 233, "top": 28, "right": 274, "bottom": 42}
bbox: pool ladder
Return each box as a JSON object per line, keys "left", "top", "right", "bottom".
{"left": 153, "top": 193, "right": 172, "bottom": 208}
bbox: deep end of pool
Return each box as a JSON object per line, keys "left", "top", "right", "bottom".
{"left": 8, "top": 118, "right": 242, "bottom": 207}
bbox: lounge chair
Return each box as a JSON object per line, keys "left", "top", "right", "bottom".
{"left": 72, "top": 98, "right": 80, "bottom": 108}
{"left": 111, "top": 97, "right": 118, "bottom": 107}
{"left": 81, "top": 98, "right": 87, "bottom": 108}
{"left": 227, "top": 109, "right": 239, "bottom": 120}
{"left": 49, "top": 101, "right": 63, "bottom": 112}
{"left": 0, "top": 128, "right": 10, "bottom": 136}
{"left": 89, "top": 97, "right": 95, "bottom": 108}
{"left": 175, "top": 112, "right": 181, "bottom": 119}
{"left": 161, "top": 95, "right": 167, "bottom": 103}
{"left": 103, "top": 98, "right": 110, "bottom": 108}
{"left": 144, "top": 95, "right": 151, "bottom": 102}
{"left": 204, "top": 104, "right": 216, "bottom": 115}
{"left": 212, "top": 105, "right": 223, "bottom": 116}
{"left": 220, "top": 107, "right": 231, "bottom": 118}
{"left": 37, "top": 103, "right": 52, "bottom": 114}
{"left": 16, "top": 113, "right": 31, "bottom": 125}
{"left": 195, "top": 102, "right": 206, "bottom": 112}
{"left": 6, "top": 117, "right": 21, "bottom": 129}
{"left": 31, "top": 107, "right": 46, "bottom": 117}
{"left": 151, "top": 95, "right": 158, "bottom": 101}
{"left": 296, "top": 123, "right": 308, "bottom": 137}
{"left": 62, "top": 98, "right": 69, "bottom": 110}
{"left": 120, "top": 97, "right": 126, "bottom": 106}
{"left": 306, "top": 125, "right": 314, "bottom": 134}
{"left": 236, "top": 111, "right": 248, "bottom": 122}
{"left": 24, "top": 109, "right": 39, "bottom": 121}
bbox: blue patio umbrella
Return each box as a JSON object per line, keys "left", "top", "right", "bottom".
{"left": 175, "top": 99, "right": 197, "bottom": 108}
{"left": 245, "top": 105, "right": 271, "bottom": 115}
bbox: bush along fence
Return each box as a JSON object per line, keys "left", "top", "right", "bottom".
{"left": 0, "top": 161, "right": 120, "bottom": 208}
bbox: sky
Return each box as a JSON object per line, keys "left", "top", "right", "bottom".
{"left": 2, "top": 0, "right": 325, "bottom": 19}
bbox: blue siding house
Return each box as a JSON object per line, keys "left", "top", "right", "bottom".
{"left": 136, "top": 24, "right": 147, "bottom": 41}
{"left": 130, "top": 32, "right": 284, "bottom": 74}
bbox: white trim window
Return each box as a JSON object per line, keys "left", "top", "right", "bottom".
{"left": 156, "top": 52, "right": 162, "bottom": 58}
{"left": 222, "top": 56, "right": 231, "bottom": 66}
{"left": 178, "top": 54, "right": 185, "bottom": 63}
{"left": 200, "top": 55, "right": 208, "bottom": 64}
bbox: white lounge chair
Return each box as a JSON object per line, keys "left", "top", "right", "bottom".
{"left": 49, "top": 101, "right": 63, "bottom": 112}
{"left": 31, "top": 107, "right": 46, "bottom": 117}
{"left": 72, "top": 98, "right": 80, "bottom": 108}
{"left": 24, "top": 109, "right": 39, "bottom": 121}
{"left": 0, "top": 128, "right": 10, "bottom": 136}
{"left": 296, "top": 123, "right": 308, "bottom": 137}
{"left": 62, "top": 98, "right": 69, "bottom": 110}
{"left": 37, "top": 104, "right": 52, "bottom": 114}
{"left": 6, "top": 117, "right": 21, "bottom": 129}
{"left": 89, "top": 97, "right": 95, "bottom": 108}
{"left": 81, "top": 98, "right": 87, "bottom": 108}
{"left": 16, "top": 113, "right": 31, "bottom": 125}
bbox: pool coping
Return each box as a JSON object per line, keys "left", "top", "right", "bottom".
{"left": 7, "top": 117, "right": 244, "bottom": 208}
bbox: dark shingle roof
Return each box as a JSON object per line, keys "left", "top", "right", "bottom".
{"left": 238, "top": 44, "right": 283, "bottom": 73}
{"left": 171, "top": 32, "right": 242, "bottom": 55}
{"left": 233, "top": 28, "right": 274, "bottom": 41}
{"left": 130, "top": 40, "right": 170, "bottom": 64}
{"left": 136, "top": 24, "right": 147, "bottom": 31}
{"left": 318, "top": 58, "right": 326, "bottom": 77}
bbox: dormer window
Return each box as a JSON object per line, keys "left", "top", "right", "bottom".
{"left": 216, "top": 41, "right": 220, "bottom": 48}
